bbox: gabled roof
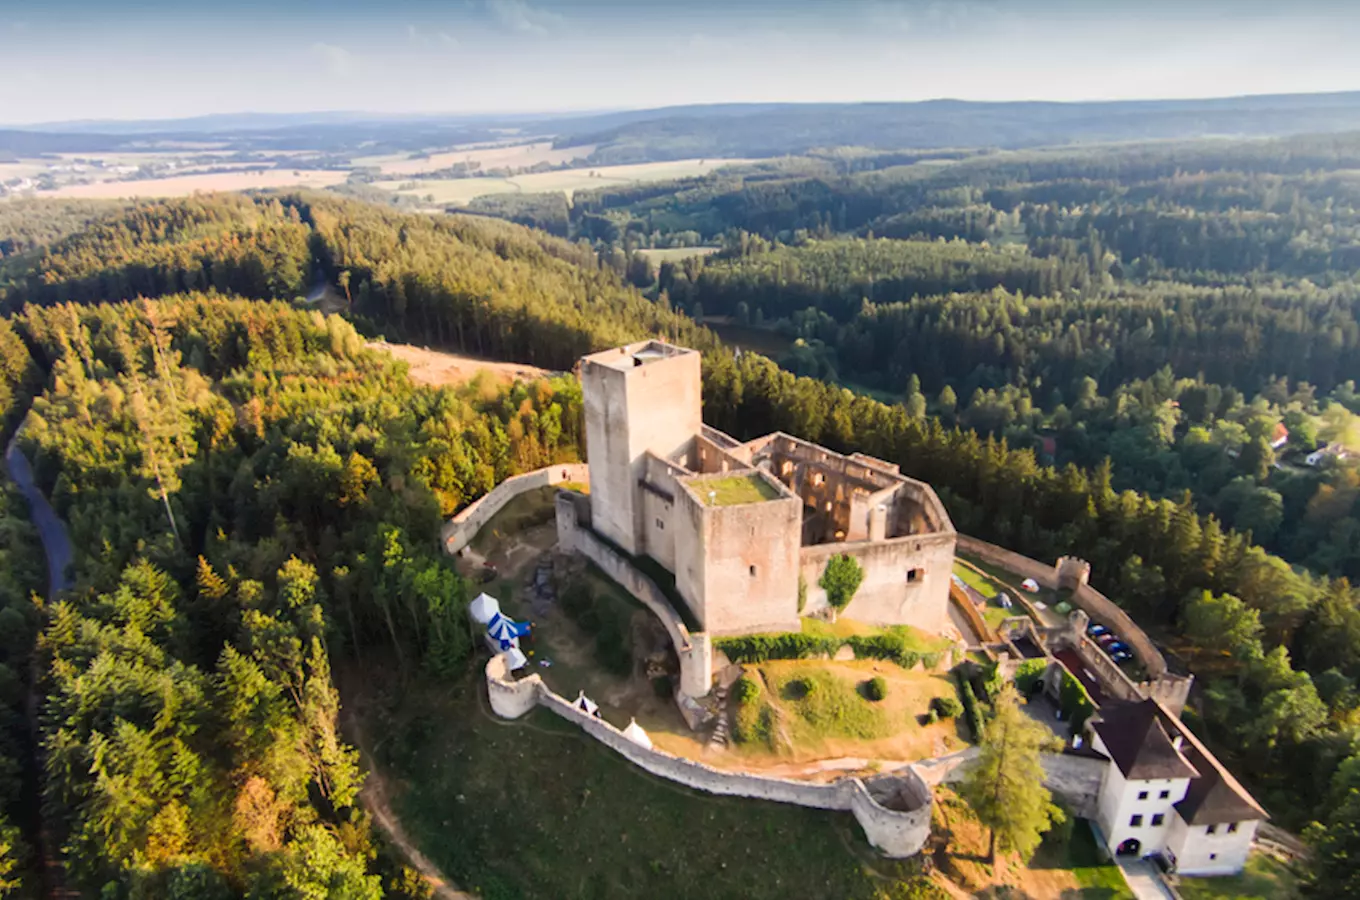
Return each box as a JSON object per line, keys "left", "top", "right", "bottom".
{"left": 1092, "top": 700, "right": 1200, "bottom": 781}
{"left": 1171, "top": 722, "right": 1270, "bottom": 825}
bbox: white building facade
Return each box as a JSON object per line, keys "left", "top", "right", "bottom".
{"left": 1088, "top": 699, "right": 1267, "bottom": 877}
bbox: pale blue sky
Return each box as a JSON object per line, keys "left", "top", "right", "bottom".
{"left": 1, "top": 0, "right": 1358, "bottom": 124}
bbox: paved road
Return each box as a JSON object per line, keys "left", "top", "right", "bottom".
{"left": 5, "top": 440, "right": 71, "bottom": 595}
{"left": 1117, "top": 858, "right": 1177, "bottom": 900}
{"left": 5, "top": 438, "right": 77, "bottom": 898}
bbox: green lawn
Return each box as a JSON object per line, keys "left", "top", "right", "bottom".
{"left": 1176, "top": 852, "right": 1301, "bottom": 900}
{"left": 1031, "top": 820, "right": 1136, "bottom": 899}
{"left": 952, "top": 560, "right": 1015, "bottom": 631}
{"left": 697, "top": 473, "right": 781, "bottom": 505}
{"left": 360, "top": 669, "right": 931, "bottom": 900}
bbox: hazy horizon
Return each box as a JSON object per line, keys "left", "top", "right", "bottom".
{"left": 3, "top": 0, "right": 1359, "bottom": 126}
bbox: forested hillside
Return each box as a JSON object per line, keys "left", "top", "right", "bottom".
{"left": 0, "top": 191, "right": 1355, "bottom": 895}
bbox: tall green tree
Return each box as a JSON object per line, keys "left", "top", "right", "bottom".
{"left": 958, "top": 685, "right": 1064, "bottom": 866}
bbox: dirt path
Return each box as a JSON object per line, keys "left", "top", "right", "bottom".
{"left": 342, "top": 689, "right": 476, "bottom": 900}
{"left": 360, "top": 768, "right": 476, "bottom": 900}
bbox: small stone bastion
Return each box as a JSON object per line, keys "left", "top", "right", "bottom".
{"left": 485, "top": 653, "right": 935, "bottom": 857}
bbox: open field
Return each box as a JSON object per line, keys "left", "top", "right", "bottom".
{"left": 352, "top": 140, "right": 596, "bottom": 176}
{"left": 367, "top": 340, "right": 556, "bottom": 388}
{"left": 636, "top": 246, "right": 720, "bottom": 264}
{"left": 42, "top": 168, "right": 348, "bottom": 198}
{"left": 377, "top": 157, "right": 755, "bottom": 205}
{"left": 343, "top": 662, "right": 936, "bottom": 900}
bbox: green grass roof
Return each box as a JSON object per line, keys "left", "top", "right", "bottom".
{"left": 697, "top": 474, "right": 781, "bottom": 506}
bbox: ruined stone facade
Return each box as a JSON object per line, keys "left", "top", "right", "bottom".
{"left": 576, "top": 341, "right": 958, "bottom": 638}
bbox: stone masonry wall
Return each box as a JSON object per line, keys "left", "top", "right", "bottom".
{"left": 801, "top": 531, "right": 956, "bottom": 634}
{"left": 955, "top": 534, "right": 1168, "bottom": 678}
{"left": 485, "top": 656, "right": 933, "bottom": 857}
{"left": 442, "top": 463, "right": 589, "bottom": 555}
{"left": 911, "top": 745, "right": 1105, "bottom": 819}
{"left": 556, "top": 492, "right": 713, "bottom": 697}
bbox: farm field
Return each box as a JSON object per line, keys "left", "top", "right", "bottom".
{"left": 376, "top": 157, "right": 754, "bottom": 205}
{"left": 42, "top": 168, "right": 349, "bottom": 198}
{"left": 352, "top": 140, "right": 595, "bottom": 176}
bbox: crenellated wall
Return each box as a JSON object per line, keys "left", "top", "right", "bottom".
{"left": 442, "top": 463, "right": 589, "bottom": 555}
{"left": 954, "top": 534, "right": 1188, "bottom": 698}
{"left": 485, "top": 655, "right": 934, "bottom": 857}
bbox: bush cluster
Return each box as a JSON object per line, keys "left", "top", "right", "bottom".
{"left": 716, "top": 632, "right": 840, "bottom": 663}
{"left": 864, "top": 676, "right": 888, "bottom": 702}
{"left": 954, "top": 671, "right": 986, "bottom": 740}
{"left": 1058, "top": 668, "right": 1095, "bottom": 731}
{"left": 1014, "top": 658, "right": 1050, "bottom": 696}
{"left": 930, "top": 695, "right": 963, "bottom": 719}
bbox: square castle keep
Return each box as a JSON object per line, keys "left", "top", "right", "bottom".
{"left": 580, "top": 340, "right": 957, "bottom": 637}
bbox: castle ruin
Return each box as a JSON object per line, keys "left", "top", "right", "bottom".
{"left": 578, "top": 340, "right": 958, "bottom": 638}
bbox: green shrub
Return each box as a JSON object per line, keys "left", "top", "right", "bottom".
{"left": 734, "top": 674, "right": 761, "bottom": 705}
{"left": 716, "top": 632, "right": 839, "bottom": 663}
{"left": 1058, "top": 668, "right": 1095, "bottom": 732}
{"left": 925, "top": 708, "right": 939, "bottom": 724}
{"left": 1014, "top": 658, "right": 1049, "bottom": 696}
{"left": 820, "top": 553, "right": 864, "bottom": 610}
{"left": 931, "top": 695, "right": 963, "bottom": 719}
{"left": 864, "top": 676, "right": 888, "bottom": 701}
{"left": 955, "top": 671, "right": 986, "bottom": 740}
{"left": 847, "top": 634, "right": 921, "bottom": 669}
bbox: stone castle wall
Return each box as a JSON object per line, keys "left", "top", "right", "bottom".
{"left": 954, "top": 534, "right": 1167, "bottom": 677}
{"left": 907, "top": 745, "right": 1106, "bottom": 819}
{"left": 800, "top": 530, "right": 957, "bottom": 634}
{"left": 485, "top": 656, "right": 933, "bottom": 858}
{"left": 556, "top": 491, "right": 713, "bottom": 697}
{"left": 442, "top": 463, "right": 589, "bottom": 555}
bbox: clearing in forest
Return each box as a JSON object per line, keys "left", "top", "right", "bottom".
{"left": 367, "top": 340, "right": 555, "bottom": 388}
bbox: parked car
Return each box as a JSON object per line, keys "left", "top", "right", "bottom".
{"left": 1107, "top": 641, "right": 1131, "bottom": 655}
{"left": 1112, "top": 650, "right": 1134, "bottom": 663}
{"left": 1088, "top": 624, "right": 1110, "bottom": 637}
{"left": 1096, "top": 633, "right": 1119, "bottom": 647}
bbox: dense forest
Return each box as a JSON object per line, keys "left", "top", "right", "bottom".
{"left": 0, "top": 187, "right": 1356, "bottom": 895}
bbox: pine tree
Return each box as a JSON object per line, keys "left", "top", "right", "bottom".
{"left": 959, "top": 685, "right": 1064, "bottom": 867}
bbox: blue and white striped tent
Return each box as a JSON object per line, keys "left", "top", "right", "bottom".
{"left": 486, "top": 611, "right": 531, "bottom": 651}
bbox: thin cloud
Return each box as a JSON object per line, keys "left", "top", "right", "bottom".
{"left": 407, "top": 25, "right": 461, "bottom": 49}
{"left": 311, "top": 42, "right": 354, "bottom": 76}
{"left": 486, "top": 0, "right": 563, "bottom": 35}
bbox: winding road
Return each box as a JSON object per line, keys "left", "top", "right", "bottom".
{"left": 5, "top": 441, "right": 71, "bottom": 594}
{"left": 5, "top": 438, "right": 75, "bottom": 898}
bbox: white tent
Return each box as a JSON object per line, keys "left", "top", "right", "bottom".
{"left": 622, "top": 719, "right": 653, "bottom": 750}
{"left": 1021, "top": 578, "right": 1041, "bottom": 593}
{"left": 575, "top": 690, "right": 599, "bottom": 717}
{"left": 469, "top": 593, "right": 501, "bottom": 624}
{"left": 504, "top": 646, "right": 528, "bottom": 671}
